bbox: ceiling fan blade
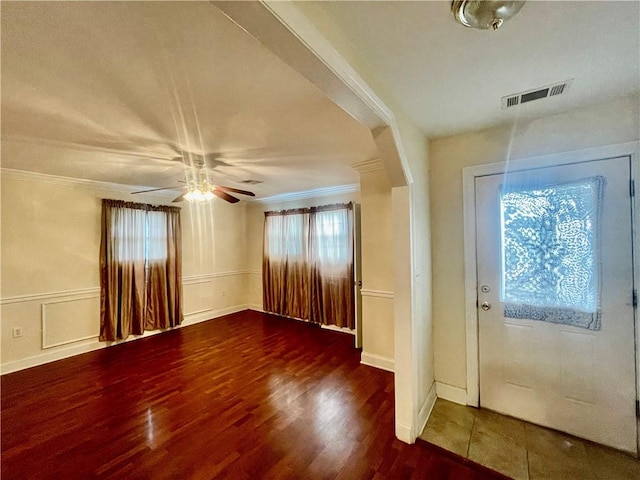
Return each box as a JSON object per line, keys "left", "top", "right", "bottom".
{"left": 172, "top": 192, "right": 187, "bottom": 203}
{"left": 214, "top": 185, "right": 255, "bottom": 197}
{"left": 212, "top": 189, "right": 240, "bottom": 203}
{"left": 131, "top": 185, "right": 183, "bottom": 194}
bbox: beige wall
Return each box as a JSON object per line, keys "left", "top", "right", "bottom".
{"left": 1, "top": 172, "right": 252, "bottom": 372}
{"left": 357, "top": 168, "right": 395, "bottom": 366}
{"left": 430, "top": 95, "right": 640, "bottom": 390}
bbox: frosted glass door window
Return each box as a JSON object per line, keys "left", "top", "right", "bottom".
{"left": 500, "top": 176, "right": 604, "bottom": 330}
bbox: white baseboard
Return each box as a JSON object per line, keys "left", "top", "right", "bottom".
{"left": 246, "top": 304, "right": 264, "bottom": 312}
{"left": 395, "top": 422, "right": 415, "bottom": 444}
{"left": 181, "top": 304, "right": 246, "bottom": 326}
{"left": 1, "top": 304, "right": 251, "bottom": 375}
{"left": 1, "top": 340, "right": 105, "bottom": 375}
{"left": 320, "top": 324, "right": 355, "bottom": 335}
{"left": 436, "top": 382, "right": 468, "bottom": 405}
{"left": 417, "top": 381, "right": 438, "bottom": 438}
{"left": 360, "top": 352, "right": 395, "bottom": 372}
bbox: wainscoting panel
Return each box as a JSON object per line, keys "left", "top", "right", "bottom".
{"left": 42, "top": 295, "right": 100, "bottom": 349}
{"left": 246, "top": 270, "right": 263, "bottom": 309}
{"left": 2, "top": 271, "right": 254, "bottom": 374}
{"left": 183, "top": 280, "right": 214, "bottom": 316}
{"left": 360, "top": 291, "right": 395, "bottom": 372}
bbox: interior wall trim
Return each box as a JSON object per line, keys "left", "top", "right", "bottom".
{"left": 360, "top": 288, "right": 394, "bottom": 299}
{"left": 361, "top": 352, "right": 395, "bottom": 372}
{"left": 0, "top": 167, "right": 177, "bottom": 198}
{"left": 41, "top": 295, "right": 100, "bottom": 350}
{"left": 0, "top": 287, "right": 101, "bottom": 305}
{"left": 320, "top": 324, "right": 355, "bottom": 335}
{"left": 183, "top": 280, "right": 214, "bottom": 317}
{"left": 435, "top": 382, "right": 468, "bottom": 406}
{"left": 395, "top": 422, "right": 415, "bottom": 445}
{"left": 351, "top": 158, "right": 386, "bottom": 174}
{"left": 0, "top": 271, "right": 252, "bottom": 305}
{"left": 183, "top": 270, "right": 250, "bottom": 283}
{"left": 417, "top": 382, "right": 438, "bottom": 439}
{"left": 1, "top": 304, "right": 251, "bottom": 375}
{"left": 256, "top": 183, "right": 359, "bottom": 204}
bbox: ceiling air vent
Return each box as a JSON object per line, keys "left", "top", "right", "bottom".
{"left": 240, "top": 179, "right": 263, "bottom": 185}
{"left": 501, "top": 79, "right": 573, "bottom": 109}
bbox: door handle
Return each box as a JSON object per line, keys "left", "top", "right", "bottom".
{"left": 481, "top": 302, "right": 491, "bottom": 311}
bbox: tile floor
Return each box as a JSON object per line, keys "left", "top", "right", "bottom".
{"left": 419, "top": 399, "right": 640, "bottom": 480}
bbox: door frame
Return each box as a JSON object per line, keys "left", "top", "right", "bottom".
{"left": 462, "top": 141, "right": 640, "bottom": 444}
{"left": 353, "top": 202, "right": 363, "bottom": 349}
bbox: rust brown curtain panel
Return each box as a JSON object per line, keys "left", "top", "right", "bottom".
{"left": 263, "top": 203, "right": 354, "bottom": 328}
{"left": 100, "top": 199, "right": 182, "bottom": 341}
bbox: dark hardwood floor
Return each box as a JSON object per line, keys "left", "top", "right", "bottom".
{"left": 2, "top": 310, "right": 508, "bottom": 479}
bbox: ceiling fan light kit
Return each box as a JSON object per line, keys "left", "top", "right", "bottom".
{"left": 451, "top": 0, "right": 526, "bottom": 31}
{"left": 184, "top": 181, "right": 215, "bottom": 202}
{"left": 131, "top": 152, "right": 256, "bottom": 204}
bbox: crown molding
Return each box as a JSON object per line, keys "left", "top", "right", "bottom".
{"left": 256, "top": 183, "right": 359, "bottom": 204}
{"left": 351, "top": 159, "right": 386, "bottom": 174}
{"left": 0, "top": 168, "right": 178, "bottom": 198}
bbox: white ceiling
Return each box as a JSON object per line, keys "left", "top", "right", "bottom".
{"left": 1, "top": 1, "right": 378, "bottom": 197}
{"left": 314, "top": 0, "right": 640, "bottom": 138}
{"left": 2, "top": 1, "right": 639, "bottom": 198}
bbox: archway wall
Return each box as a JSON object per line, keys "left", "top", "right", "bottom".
{"left": 240, "top": 1, "right": 435, "bottom": 442}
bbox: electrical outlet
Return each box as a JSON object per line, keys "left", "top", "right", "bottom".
{"left": 12, "top": 327, "right": 23, "bottom": 338}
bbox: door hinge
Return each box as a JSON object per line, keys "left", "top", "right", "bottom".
{"left": 636, "top": 400, "right": 640, "bottom": 418}
{"left": 630, "top": 179, "right": 635, "bottom": 197}
{"left": 634, "top": 290, "right": 638, "bottom": 309}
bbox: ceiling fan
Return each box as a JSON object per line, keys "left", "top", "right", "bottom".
{"left": 131, "top": 152, "right": 255, "bottom": 204}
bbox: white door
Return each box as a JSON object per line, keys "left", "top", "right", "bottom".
{"left": 476, "top": 155, "right": 637, "bottom": 453}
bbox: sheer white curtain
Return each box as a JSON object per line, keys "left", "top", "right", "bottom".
{"left": 263, "top": 211, "right": 310, "bottom": 319}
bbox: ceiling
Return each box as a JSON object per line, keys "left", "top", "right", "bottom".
{"left": 2, "top": 2, "right": 639, "bottom": 198}
{"left": 313, "top": 0, "right": 640, "bottom": 138}
{"left": 1, "top": 1, "right": 378, "bottom": 198}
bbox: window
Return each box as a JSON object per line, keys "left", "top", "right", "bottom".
{"left": 313, "top": 209, "right": 350, "bottom": 267}
{"left": 500, "top": 177, "right": 604, "bottom": 330}
{"left": 264, "top": 212, "right": 308, "bottom": 262}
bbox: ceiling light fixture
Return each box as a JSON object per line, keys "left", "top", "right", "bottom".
{"left": 452, "top": 1, "right": 526, "bottom": 31}
{"left": 183, "top": 179, "right": 214, "bottom": 203}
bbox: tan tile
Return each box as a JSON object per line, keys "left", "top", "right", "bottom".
{"left": 474, "top": 408, "right": 526, "bottom": 446}
{"left": 525, "top": 422, "right": 589, "bottom": 462}
{"left": 418, "top": 399, "right": 476, "bottom": 456}
{"left": 525, "top": 423, "right": 597, "bottom": 480}
{"left": 468, "top": 421, "right": 529, "bottom": 480}
{"left": 528, "top": 450, "right": 597, "bottom": 480}
{"left": 419, "top": 418, "right": 472, "bottom": 457}
{"left": 585, "top": 442, "right": 640, "bottom": 480}
{"left": 430, "top": 398, "right": 477, "bottom": 430}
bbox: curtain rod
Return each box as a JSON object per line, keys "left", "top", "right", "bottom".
{"left": 264, "top": 202, "right": 353, "bottom": 217}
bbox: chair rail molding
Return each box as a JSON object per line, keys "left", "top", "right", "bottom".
{"left": 360, "top": 288, "right": 394, "bottom": 299}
